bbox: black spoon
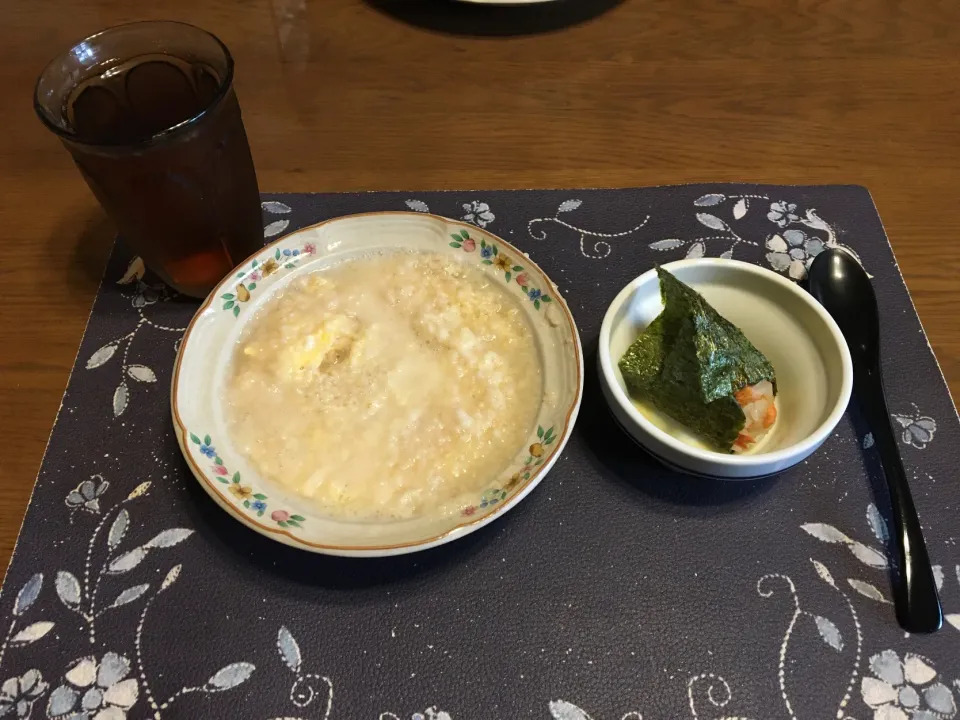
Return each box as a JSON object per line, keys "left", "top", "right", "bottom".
{"left": 807, "top": 248, "right": 942, "bottom": 633}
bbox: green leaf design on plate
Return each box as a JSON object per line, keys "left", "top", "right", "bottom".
{"left": 253, "top": 493, "right": 267, "bottom": 500}
{"left": 203, "top": 434, "right": 211, "bottom": 446}
{"left": 284, "top": 263, "right": 295, "bottom": 269}
{"left": 221, "top": 293, "right": 235, "bottom": 300}
{"left": 243, "top": 500, "right": 250, "bottom": 509}
{"left": 534, "top": 299, "right": 541, "bottom": 310}
{"left": 505, "top": 272, "right": 511, "bottom": 282}
{"left": 232, "top": 471, "right": 241, "bottom": 484}
{"left": 460, "top": 229, "right": 469, "bottom": 240}
{"left": 450, "top": 234, "right": 462, "bottom": 242}
{"left": 252, "top": 259, "right": 258, "bottom": 268}
{"left": 190, "top": 433, "right": 200, "bottom": 444}
{"left": 290, "top": 515, "right": 306, "bottom": 522}
{"left": 223, "top": 300, "right": 235, "bottom": 310}
{"left": 275, "top": 248, "right": 281, "bottom": 260}
{"left": 257, "top": 509, "right": 265, "bottom": 517}
{"left": 278, "top": 520, "right": 288, "bottom": 528}
{"left": 449, "top": 242, "right": 462, "bottom": 249}
{"left": 513, "top": 265, "right": 523, "bottom": 272}
{"left": 482, "top": 260, "right": 492, "bottom": 265}
{"left": 248, "top": 282, "right": 257, "bottom": 290}
{"left": 492, "top": 246, "right": 498, "bottom": 256}
{"left": 214, "top": 456, "right": 222, "bottom": 465}
{"left": 233, "top": 305, "right": 240, "bottom": 317}
{"left": 286, "top": 520, "right": 300, "bottom": 528}
{"left": 480, "top": 239, "right": 486, "bottom": 249}
{"left": 537, "top": 426, "right": 544, "bottom": 439}
{"left": 542, "top": 296, "right": 552, "bottom": 303}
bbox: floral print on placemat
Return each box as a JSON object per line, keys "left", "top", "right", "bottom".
{"left": 528, "top": 199, "right": 650, "bottom": 260}
{"left": 85, "top": 257, "right": 183, "bottom": 418}
{"left": 892, "top": 404, "right": 938, "bottom": 450}
{"left": 547, "top": 507, "right": 960, "bottom": 720}
{"left": 643, "top": 191, "right": 863, "bottom": 280}
{"left": 0, "top": 479, "right": 259, "bottom": 720}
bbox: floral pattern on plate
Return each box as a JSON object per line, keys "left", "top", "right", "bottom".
{"left": 222, "top": 243, "right": 318, "bottom": 317}
{"left": 449, "top": 230, "right": 555, "bottom": 310}
{"left": 188, "top": 433, "right": 303, "bottom": 527}
{"left": 461, "top": 426, "right": 558, "bottom": 517}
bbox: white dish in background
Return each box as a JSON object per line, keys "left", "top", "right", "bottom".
{"left": 597, "top": 259, "right": 852, "bottom": 479}
{"left": 172, "top": 212, "right": 583, "bottom": 556}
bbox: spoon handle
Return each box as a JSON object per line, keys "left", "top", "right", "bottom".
{"left": 855, "top": 360, "right": 942, "bottom": 633}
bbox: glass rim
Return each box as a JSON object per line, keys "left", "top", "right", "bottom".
{"left": 33, "top": 20, "right": 235, "bottom": 150}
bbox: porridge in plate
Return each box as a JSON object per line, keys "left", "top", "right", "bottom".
{"left": 224, "top": 251, "right": 542, "bottom": 519}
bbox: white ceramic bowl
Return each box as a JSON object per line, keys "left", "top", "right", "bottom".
{"left": 598, "top": 259, "right": 852, "bottom": 479}
{"left": 172, "top": 212, "right": 583, "bottom": 556}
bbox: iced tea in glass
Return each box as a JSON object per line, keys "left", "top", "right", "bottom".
{"left": 34, "top": 21, "right": 263, "bottom": 298}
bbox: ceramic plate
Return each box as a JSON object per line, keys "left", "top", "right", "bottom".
{"left": 172, "top": 212, "right": 583, "bottom": 556}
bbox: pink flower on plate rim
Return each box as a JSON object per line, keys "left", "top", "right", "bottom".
{"left": 303, "top": 243, "right": 316, "bottom": 255}
{"left": 461, "top": 238, "right": 476, "bottom": 252}
{"left": 213, "top": 465, "right": 229, "bottom": 476}
{"left": 515, "top": 272, "right": 529, "bottom": 287}
{"left": 271, "top": 510, "right": 289, "bottom": 522}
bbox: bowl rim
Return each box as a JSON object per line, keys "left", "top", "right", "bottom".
{"left": 171, "top": 210, "right": 584, "bottom": 554}
{"left": 597, "top": 258, "right": 853, "bottom": 468}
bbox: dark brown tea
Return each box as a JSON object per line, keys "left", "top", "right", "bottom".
{"left": 35, "top": 23, "right": 263, "bottom": 297}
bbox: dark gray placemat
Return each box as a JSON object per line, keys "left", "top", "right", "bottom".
{"left": 1, "top": 185, "right": 958, "bottom": 720}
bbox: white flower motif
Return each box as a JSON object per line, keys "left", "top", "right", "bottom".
{"left": 65, "top": 477, "right": 110, "bottom": 514}
{"left": 47, "top": 653, "right": 139, "bottom": 720}
{"left": 861, "top": 650, "right": 956, "bottom": 720}
{"left": 892, "top": 411, "right": 937, "bottom": 449}
{"left": 0, "top": 669, "right": 48, "bottom": 718}
{"left": 130, "top": 280, "right": 162, "bottom": 309}
{"left": 412, "top": 710, "right": 452, "bottom": 720}
{"left": 461, "top": 201, "right": 495, "bottom": 228}
{"left": 766, "top": 228, "right": 825, "bottom": 280}
{"left": 767, "top": 200, "right": 800, "bottom": 227}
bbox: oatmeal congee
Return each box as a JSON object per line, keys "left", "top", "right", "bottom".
{"left": 225, "top": 252, "right": 542, "bottom": 519}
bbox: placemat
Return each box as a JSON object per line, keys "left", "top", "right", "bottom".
{"left": 2, "top": 185, "right": 958, "bottom": 720}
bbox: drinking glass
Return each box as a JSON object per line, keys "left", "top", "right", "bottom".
{"left": 35, "top": 21, "right": 264, "bottom": 298}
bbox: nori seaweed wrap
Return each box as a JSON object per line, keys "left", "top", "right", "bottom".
{"left": 618, "top": 267, "right": 778, "bottom": 452}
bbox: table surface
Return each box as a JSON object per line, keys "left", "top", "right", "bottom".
{"left": 1, "top": 0, "right": 958, "bottom": 579}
